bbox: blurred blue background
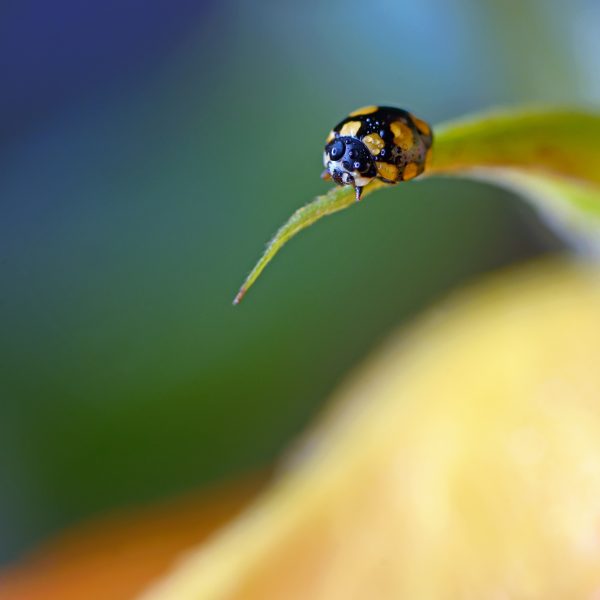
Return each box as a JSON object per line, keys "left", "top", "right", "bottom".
{"left": 1, "top": 0, "right": 598, "bottom": 563}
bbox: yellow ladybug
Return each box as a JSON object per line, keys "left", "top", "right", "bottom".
{"left": 322, "top": 105, "right": 433, "bottom": 201}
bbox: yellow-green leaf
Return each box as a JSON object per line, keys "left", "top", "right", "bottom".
{"left": 233, "top": 108, "right": 600, "bottom": 304}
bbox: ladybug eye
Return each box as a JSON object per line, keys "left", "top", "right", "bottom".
{"left": 329, "top": 139, "right": 345, "bottom": 160}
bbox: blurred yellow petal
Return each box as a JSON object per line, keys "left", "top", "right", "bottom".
{"left": 144, "top": 259, "right": 600, "bottom": 600}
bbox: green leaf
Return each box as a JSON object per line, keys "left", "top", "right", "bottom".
{"left": 233, "top": 108, "right": 600, "bottom": 304}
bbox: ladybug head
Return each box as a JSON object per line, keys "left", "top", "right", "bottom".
{"left": 323, "top": 136, "right": 376, "bottom": 201}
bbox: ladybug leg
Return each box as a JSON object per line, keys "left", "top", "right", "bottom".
{"left": 354, "top": 186, "right": 363, "bottom": 202}
{"left": 320, "top": 169, "right": 331, "bottom": 181}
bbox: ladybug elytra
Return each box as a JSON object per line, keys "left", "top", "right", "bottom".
{"left": 322, "top": 105, "right": 433, "bottom": 201}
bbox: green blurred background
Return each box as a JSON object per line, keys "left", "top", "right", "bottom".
{"left": 0, "top": 0, "right": 598, "bottom": 563}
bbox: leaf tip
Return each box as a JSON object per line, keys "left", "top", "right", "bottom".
{"left": 232, "top": 287, "right": 247, "bottom": 306}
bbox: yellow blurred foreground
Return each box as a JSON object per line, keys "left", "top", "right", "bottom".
{"left": 143, "top": 258, "right": 600, "bottom": 600}
{"left": 4, "top": 258, "right": 600, "bottom": 599}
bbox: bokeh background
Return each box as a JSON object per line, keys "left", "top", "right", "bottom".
{"left": 1, "top": 0, "right": 599, "bottom": 564}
